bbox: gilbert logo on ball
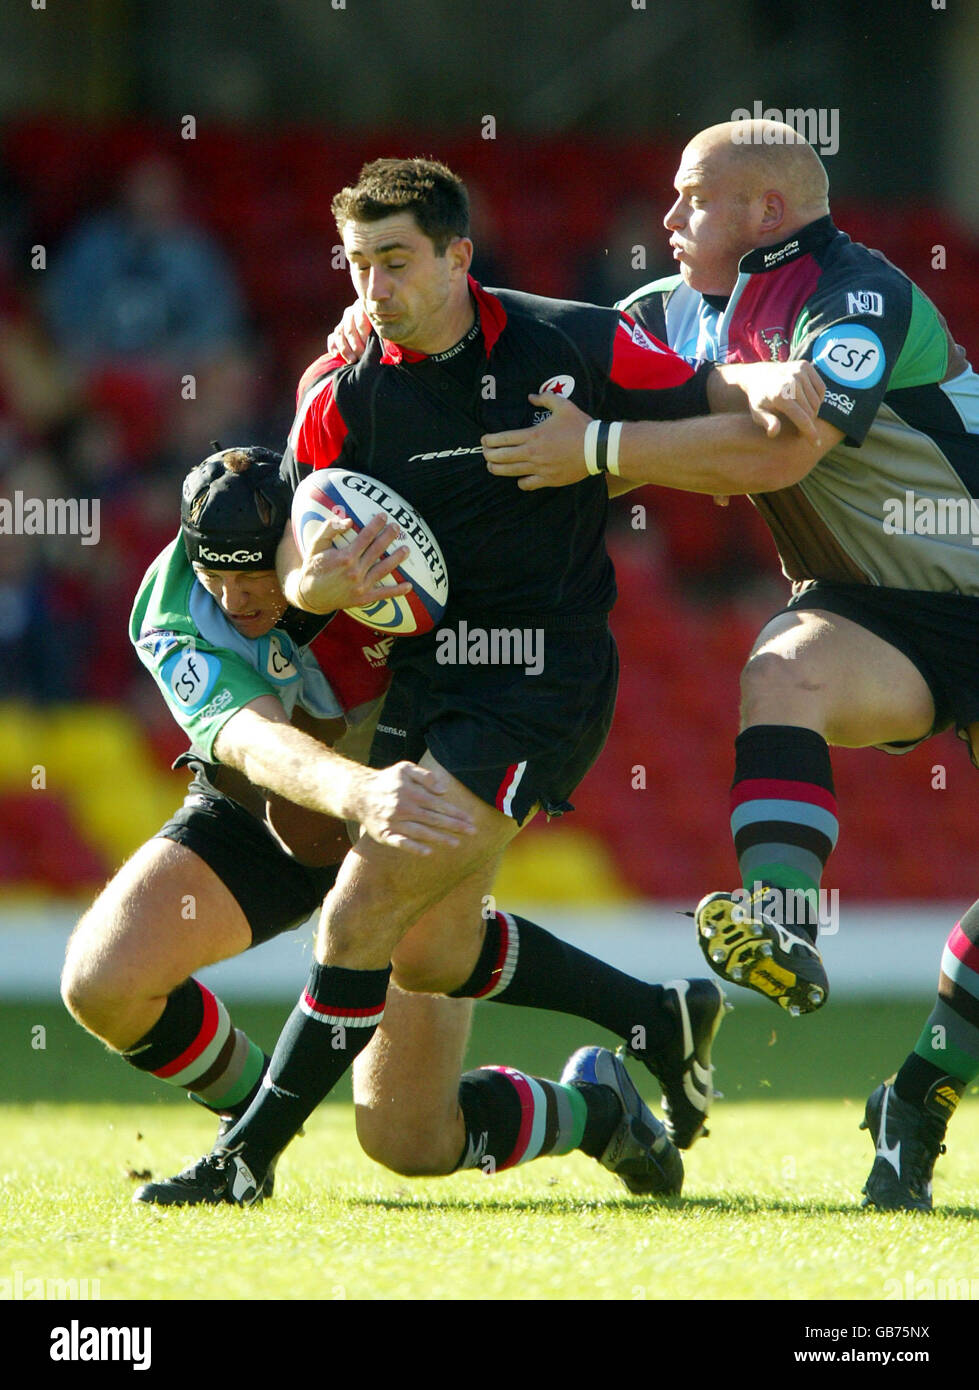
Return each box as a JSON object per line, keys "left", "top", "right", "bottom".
{"left": 291, "top": 469, "right": 449, "bottom": 635}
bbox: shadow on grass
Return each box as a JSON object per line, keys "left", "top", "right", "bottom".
{"left": 346, "top": 1191, "right": 979, "bottom": 1219}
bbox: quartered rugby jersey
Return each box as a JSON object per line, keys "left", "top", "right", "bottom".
{"left": 621, "top": 217, "right": 979, "bottom": 596}
{"left": 283, "top": 277, "right": 711, "bottom": 650}
{"left": 130, "top": 537, "right": 342, "bottom": 762}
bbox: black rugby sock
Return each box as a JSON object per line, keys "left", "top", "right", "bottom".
{"left": 218, "top": 961, "right": 391, "bottom": 1177}
{"left": 449, "top": 911, "right": 676, "bottom": 1060}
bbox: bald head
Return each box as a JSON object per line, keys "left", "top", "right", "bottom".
{"left": 664, "top": 121, "right": 831, "bottom": 294}
{"left": 684, "top": 121, "right": 829, "bottom": 223}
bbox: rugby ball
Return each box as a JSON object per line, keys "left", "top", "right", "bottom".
{"left": 291, "top": 469, "right": 448, "bottom": 635}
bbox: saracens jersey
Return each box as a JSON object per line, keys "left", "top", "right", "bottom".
{"left": 621, "top": 217, "right": 979, "bottom": 597}
{"left": 283, "top": 277, "right": 710, "bottom": 657}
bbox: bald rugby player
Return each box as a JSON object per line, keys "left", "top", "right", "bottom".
{"left": 484, "top": 120, "right": 979, "bottom": 1211}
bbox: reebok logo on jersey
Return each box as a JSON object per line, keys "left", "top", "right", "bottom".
{"left": 407, "top": 446, "right": 485, "bottom": 462}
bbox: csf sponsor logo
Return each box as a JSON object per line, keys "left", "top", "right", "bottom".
{"left": 847, "top": 290, "right": 884, "bottom": 317}
{"left": 163, "top": 647, "right": 220, "bottom": 711}
{"left": 198, "top": 547, "right": 264, "bottom": 564}
{"left": 824, "top": 389, "right": 855, "bottom": 416}
{"left": 812, "top": 324, "right": 885, "bottom": 388}
{"left": 539, "top": 373, "right": 575, "bottom": 397}
{"left": 265, "top": 633, "right": 297, "bottom": 681}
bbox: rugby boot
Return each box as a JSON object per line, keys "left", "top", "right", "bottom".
{"left": 639, "top": 978, "right": 730, "bottom": 1147}
{"left": 561, "top": 1046, "right": 683, "bottom": 1197}
{"left": 860, "top": 1077, "right": 963, "bottom": 1213}
{"left": 215, "top": 1113, "right": 275, "bottom": 1197}
{"left": 695, "top": 888, "right": 828, "bottom": 1014}
{"left": 133, "top": 1144, "right": 273, "bottom": 1207}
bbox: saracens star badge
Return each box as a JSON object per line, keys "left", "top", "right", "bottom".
{"left": 539, "top": 374, "right": 575, "bottom": 397}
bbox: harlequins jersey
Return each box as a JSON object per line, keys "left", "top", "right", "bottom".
{"left": 622, "top": 217, "right": 979, "bottom": 596}
{"left": 283, "top": 277, "right": 710, "bottom": 667}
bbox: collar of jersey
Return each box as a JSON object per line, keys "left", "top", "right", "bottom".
{"left": 379, "top": 276, "right": 507, "bottom": 365}
{"left": 737, "top": 215, "right": 838, "bottom": 275}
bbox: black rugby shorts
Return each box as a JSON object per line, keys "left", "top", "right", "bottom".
{"left": 369, "top": 620, "right": 619, "bottom": 824}
{"left": 786, "top": 580, "right": 979, "bottom": 759}
{"left": 156, "top": 789, "right": 339, "bottom": 947}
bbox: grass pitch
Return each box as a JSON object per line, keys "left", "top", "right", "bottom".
{"left": 3, "top": 999, "right": 978, "bottom": 1301}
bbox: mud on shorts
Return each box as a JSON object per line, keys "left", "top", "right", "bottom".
{"left": 786, "top": 580, "right": 979, "bottom": 763}
{"left": 369, "top": 616, "right": 619, "bottom": 825}
{"left": 155, "top": 778, "right": 340, "bottom": 947}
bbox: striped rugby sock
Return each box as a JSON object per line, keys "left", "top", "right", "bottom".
{"left": 895, "top": 903, "right": 979, "bottom": 1108}
{"left": 455, "top": 1066, "right": 618, "bottom": 1173}
{"left": 218, "top": 961, "right": 391, "bottom": 1177}
{"left": 731, "top": 725, "right": 839, "bottom": 939}
{"left": 449, "top": 911, "right": 675, "bottom": 1059}
{"left": 123, "top": 978, "right": 267, "bottom": 1119}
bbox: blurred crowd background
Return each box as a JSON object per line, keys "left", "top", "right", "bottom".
{"left": 2, "top": 0, "right": 978, "bottom": 906}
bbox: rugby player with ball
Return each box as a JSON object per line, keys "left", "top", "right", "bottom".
{"left": 65, "top": 447, "right": 710, "bottom": 1203}
{"left": 140, "top": 156, "right": 817, "bottom": 1206}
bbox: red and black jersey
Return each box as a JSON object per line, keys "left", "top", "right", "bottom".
{"left": 285, "top": 278, "right": 710, "bottom": 640}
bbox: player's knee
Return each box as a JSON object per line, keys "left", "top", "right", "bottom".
{"left": 389, "top": 943, "right": 456, "bottom": 994}
{"left": 323, "top": 890, "right": 410, "bottom": 964}
{"left": 740, "top": 647, "right": 815, "bottom": 721}
{"left": 356, "top": 1119, "right": 456, "bottom": 1177}
{"left": 60, "top": 949, "right": 106, "bottom": 1030}
{"left": 60, "top": 916, "right": 131, "bottom": 1039}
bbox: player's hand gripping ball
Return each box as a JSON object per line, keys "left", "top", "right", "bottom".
{"left": 291, "top": 469, "right": 448, "bottom": 634}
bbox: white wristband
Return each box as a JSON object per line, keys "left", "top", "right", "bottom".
{"left": 584, "top": 419, "right": 602, "bottom": 475}
{"left": 606, "top": 420, "right": 623, "bottom": 477}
